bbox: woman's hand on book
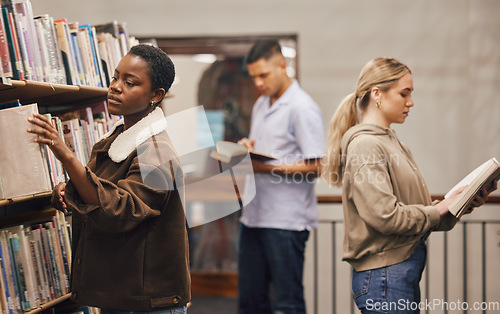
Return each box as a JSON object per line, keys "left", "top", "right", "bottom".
{"left": 436, "top": 185, "right": 467, "bottom": 217}
{"left": 51, "top": 182, "right": 68, "bottom": 214}
{"left": 470, "top": 179, "right": 498, "bottom": 210}
{"left": 27, "top": 113, "right": 73, "bottom": 162}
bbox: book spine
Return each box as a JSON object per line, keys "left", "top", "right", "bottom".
{"left": 45, "top": 15, "right": 66, "bottom": 85}
{"left": 79, "top": 119, "right": 91, "bottom": 163}
{"left": 50, "top": 116, "right": 66, "bottom": 184}
{"left": 71, "top": 119, "right": 85, "bottom": 164}
{"left": 8, "top": 234, "right": 29, "bottom": 311}
{"left": 1, "top": 8, "right": 19, "bottom": 80}
{"left": 32, "top": 17, "right": 48, "bottom": 82}
{"left": 57, "top": 211, "right": 72, "bottom": 269}
{"left": 38, "top": 226, "right": 56, "bottom": 299}
{"left": 0, "top": 8, "right": 12, "bottom": 78}
{"left": 76, "top": 27, "right": 97, "bottom": 87}
{"left": 0, "top": 237, "right": 13, "bottom": 314}
{"left": 96, "top": 37, "right": 111, "bottom": 87}
{"left": 6, "top": 11, "right": 24, "bottom": 80}
{"left": 62, "top": 21, "right": 80, "bottom": 85}
{"left": 90, "top": 26, "right": 106, "bottom": 87}
{"left": 16, "top": 0, "right": 44, "bottom": 81}
{"left": 68, "top": 26, "right": 86, "bottom": 85}
{"left": 48, "top": 218, "right": 68, "bottom": 294}
{"left": 30, "top": 227, "right": 51, "bottom": 302}
{"left": 27, "top": 230, "right": 46, "bottom": 305}
{"left": 13, "top": 13, "right": 33, "bottom": 80}
{"left": 42, "top": 225, "right": 62, "bottom": 297}
{"left": 13, "top": 225, "right": 38, "bottom": 309}
{"left": 2, "top": 231, "right": 20, "bottom": 313}
{"left": 54, "top": 21, "right": 74, "bottom": 85}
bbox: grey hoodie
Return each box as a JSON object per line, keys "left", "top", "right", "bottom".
{"left": 340, "top": 124, "right": 458, "bottom": 271}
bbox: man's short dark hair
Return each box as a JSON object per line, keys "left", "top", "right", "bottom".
{"left": 128, "top": 44, "right": 175, "bottom": 93}
{"left": 245, "top": 40, "right": 282, "bottom": 65}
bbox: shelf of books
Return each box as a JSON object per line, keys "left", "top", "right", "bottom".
{"left": 0, "top": 0, "right": 136, "bottom": 312}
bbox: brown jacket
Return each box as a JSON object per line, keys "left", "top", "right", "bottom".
{"left": 340, "top": 124, "right": 458, "bottom": 271}
{"left": 65, "top": 108, "right": 190, "bottom": 310}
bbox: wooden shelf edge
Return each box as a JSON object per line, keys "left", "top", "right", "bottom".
{"left": 0, "top": 79, "right": 107, "bottom": 107}
{"left": 0, "top": 191, "right": 52, "bottom": 207}
{"left": 25, "top": 293, "right": 71, "bottom": 314}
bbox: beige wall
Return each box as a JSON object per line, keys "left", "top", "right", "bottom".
{"left": 32, "top": 0, "right": 500, "bottom": 196}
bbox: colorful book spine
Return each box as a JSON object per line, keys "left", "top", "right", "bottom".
{"left": 1, "top": 7, "right": 20, "bottom": 80}
{"left": 0, "top": 239, "right": 14, "bottom": 314}
{"left": 0, "top": 8, "right": 13, "bottom": 78}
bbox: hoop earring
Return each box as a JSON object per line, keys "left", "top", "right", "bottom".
{"left": 376, "top": 101, "right": 381, "bottom": 108}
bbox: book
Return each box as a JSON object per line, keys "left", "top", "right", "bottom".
{"left": 76, "top": 25, "right": 98, "bottom": 87}
{"left": 0, "top": 98, "right": 19, "bottom": 109}
{"left": 8, "top": 234, "right": 29, "bottom": 311}
{"left": 0, "top": 8, "right": 13, "bottom": 79}
{"left": 0, "top": 237, "right": 14, "bottom": 314}
{"left": 12, "top": 0, "right": 44, "bottom": 81}
{"left": 90, "top": 25, "right": 106, "bottom": 88}
{"left": 5, "top": 225, "right": 39, "bottom": 310}
{"left": 1, "top": 7, "right": 21, "bottom": 80}
{"left": 0, "top": 103, "right": 53, "bottom": 199}
{"left": 209, "top": 140, "right": 276, "bottom": 163}
{"left": 34, "top": 14, "right": 66, "bottom": 84}
{"left": 445, "top": 157, "right": 500, "bottom": 218}
{"left": 6, "top": 10, "right": 25, "bottom": 80}
{"left": 54, "top": 19, "right": 78, "bottom": 85}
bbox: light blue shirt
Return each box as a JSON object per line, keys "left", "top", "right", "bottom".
{"left": 240, "top": 80, "right": 325, "bottom": 231}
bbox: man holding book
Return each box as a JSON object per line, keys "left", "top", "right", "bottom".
{"left": 237, "top": 39, "right": 325, "bottom": 314}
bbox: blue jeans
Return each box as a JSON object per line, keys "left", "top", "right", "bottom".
{"left": 100, "top": 306, "right": 187, "bottom": 314}
{"left": 238, "top": 224, "right": 310, "bottom": 314}
{"left": 351, "top": 238, "right": 427, "bottom": 314}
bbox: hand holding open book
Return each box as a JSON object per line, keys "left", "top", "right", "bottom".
{"left": 209, "top": 140, "right": 276, "bottom": 163}
{"left": 444, "top": 157, "right": 500, "bottom": 218}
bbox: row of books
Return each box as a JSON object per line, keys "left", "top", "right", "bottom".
{"left": 0, "top": 211, "right": 71, "bottom": 313}
{"left": 0, "top": 0, "right": 137, "bottom": 87}
{"left": 0, "top": 100, "right": 119, "bottom": 200}
{"left": 47, "top": 100, "right": 119, "bottom": 183}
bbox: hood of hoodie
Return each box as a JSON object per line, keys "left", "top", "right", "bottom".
{"left": 340, "top": 123, "right": 392, "bottom": 168}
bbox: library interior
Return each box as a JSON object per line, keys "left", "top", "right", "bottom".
{"left": 0, "top": 1, "right": 499, "bottom": 313}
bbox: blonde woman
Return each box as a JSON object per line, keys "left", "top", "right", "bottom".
{"left": 323, "top": 57, "right": 496, "bottom": 313}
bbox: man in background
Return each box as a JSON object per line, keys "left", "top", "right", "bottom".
{"left": 238, "top": 39, "right": 325, "bottom": 314}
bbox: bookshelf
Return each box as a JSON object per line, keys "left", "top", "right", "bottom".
{"left": 0, "top": 1, "right": 154, "bottom": 313}
{"left": 26, "top": 294, "right": 71, "bottom": 314}
{"left": 0, "top": 78, "right": 108, "bottom": 313}
{"left": 0, "top": 80, "right": 107, "bottom": 107}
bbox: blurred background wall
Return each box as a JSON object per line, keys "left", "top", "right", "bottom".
{"left": 32, "top": 0, "right": 500, "bottom": 196}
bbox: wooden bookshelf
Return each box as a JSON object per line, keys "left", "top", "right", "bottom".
{"left": 0, "top": 192, "right": 52, "bottom": 207}
{"left": 25, "top": 293, "right": 71, "bottom": 314}
{"left": 0, "top": 80, "right": 107, "bottom": 107}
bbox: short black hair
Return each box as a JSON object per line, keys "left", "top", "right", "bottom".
{"left": 245, "top": 39, "right": 282, "bottom": 65}
{"left": 128, "top": 44, "right": 175, "bottom": 94}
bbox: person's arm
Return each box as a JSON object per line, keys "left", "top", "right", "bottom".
{"left": 238, "top": 137, "right": 322, "bottom": 175}
{"left": 27, "top": 113, "right": 99, "bottom": 205}
{"left": 433, "top": 181, "right": 498, "bottom": 231}
{"left": 251, "top": 158, "right": 321, "bottom": 176}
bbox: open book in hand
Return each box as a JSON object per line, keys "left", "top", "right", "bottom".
{"left": 209, "top": 141, "right": 276, "bottom": 163}
{"left": 444, "top": 157, "right": 500, "bottom": 218}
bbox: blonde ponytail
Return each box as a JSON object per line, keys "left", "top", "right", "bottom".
{"left": 322, "top": 93, "right": 359, "bottom": 186}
